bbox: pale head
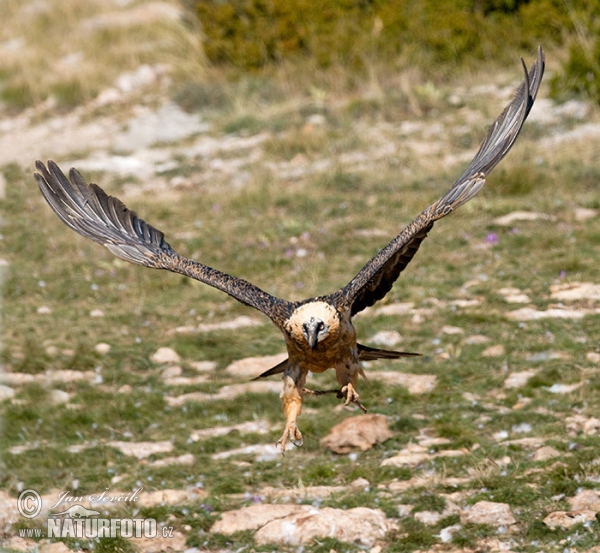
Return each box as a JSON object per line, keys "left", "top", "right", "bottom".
{"left": 285, "top": 301, "right": 340, "bottom": 351}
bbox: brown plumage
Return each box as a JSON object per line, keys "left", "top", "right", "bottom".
{"left": 35, "top": 48, "right": 544, "bottom": 452}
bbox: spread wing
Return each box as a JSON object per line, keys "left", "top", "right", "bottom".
{"left": 335, "top": 47, "right": 545, "bottom": 316}
{"left": 35, "top": 160, "right": 293, "bottom": 324}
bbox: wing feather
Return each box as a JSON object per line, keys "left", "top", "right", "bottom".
{"left": 35, "top": 160, "right": 292, "bottom": 323}
{"left": 336, "top": 47, "right": 544, "bottom": 316}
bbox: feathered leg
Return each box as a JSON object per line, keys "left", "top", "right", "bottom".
{"left": 277, "top": 364, "right": 307, "bottom": 452}
{"left": 335, "top": 356, "right": 368, "bottom": 413}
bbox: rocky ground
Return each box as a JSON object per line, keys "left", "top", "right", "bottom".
{"left": 2, "top": 2, "right": 600, "bottom": 552}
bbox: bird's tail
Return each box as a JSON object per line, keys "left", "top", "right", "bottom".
{"left": 357, "top": 343, "right": 421, "bottom": 360}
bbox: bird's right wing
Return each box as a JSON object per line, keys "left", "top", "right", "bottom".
{"left": 335, "top": 47, "right": 545, "bottom": 316}
{"left": 35, "top": 160, "right": 293, "bottom": 323}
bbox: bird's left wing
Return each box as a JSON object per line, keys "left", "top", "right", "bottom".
{"left": 334, "top": 47, "right": 544, "bottom": 316}
{"left": 35, "top": 160, "right": 293, "bottom": 323}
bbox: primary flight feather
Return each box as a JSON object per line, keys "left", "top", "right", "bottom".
{"left": 35, "top": 48, "right": 544, "bottom": 452}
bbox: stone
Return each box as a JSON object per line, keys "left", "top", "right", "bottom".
{"left": 173, "top": 315, "right": 262, "bottom": 334}
{"left": 50, "top": 389, "right": 70, "bottom": 404}
{"left": 190, "top": 420, "right": 272, "bottom": 440}
{"left": 136, "top": 489, "right": 204, "bottom": 508}
{"left": 107, "top": 440, "right": 173, "bottom": 458}
{"left": 368, "top": 372, "right": 436, "bottom": 394}
{"left": 441, "top": 325, "right": 464, "bottom": 335}
{"left": 0, "top": 385, "right": 15, "bottom": 401}
{"left": 321, "top": 414, "right": 392, "bottom": 454}
{"left": 493, "top": 211, "right": 550, "bottom": 225}
{"left": 574, "top": 207, "right": 598, "bottom": 221}
{"left": 546, "top": 382, "right": 582, "bottom": 394}
{"left": 369, "top": 330, "right": 403, "bottom": 347}
{"left": 550, "top": 282, "right": 600, "bottom": 301}
{"left": 260, "top": 485, "right": 345, "bottom": 501}
{"left": 161, "top": 365, "right": 183, "bottom": 380}
{"left": 0, "top": 537, "right": 37, "bottom": 552}
{"left": 567, "top": 489, "right": 600, "bottom": 512}
{"left": 543, "top": 510, "right": 597, "bottom": 529}
{"left": 414, "top": 500, "right": 460, "bottom": 526}
{"left": 94, "top": 342, "right": 111, "bottom": 354}
{"left": 532, "top": 446, "right": 561, "bottom": 461}
{"left": 39, "top": 543, "right": 73, "bottom": 553}
{"left": 165, "top": 381, "right": 281, "bottom": 406}
{"left": 381, "top": 444, "right": 430, "bottom": 468}
{"left": 465, "top": 334, "right": 491, "bottom": 345}
{"left": 90, "top": 309, "right": 104, "bottom": 317}
{"left": 566, "top": 414, "right": 600, "bottom": 436}
{"left": 211, "top": 504, "right": 396, "bottom": 548}
{"left": 147, "top": 453, "right": 195, "bottom": 468}
{"left": 212, "top": 443, "right": 292, "bottom": 461}
{"left": 504, "top": 369, "right": 539, "bottom": 389}
{"left": 506, "top": 307, "right": 591, "bottom": 321}
{"left": 224, "top": 352, "right": 288, "bottom": 379}
{"left": 150, "top": 347, "right": 180, "bottom": 364}
{"left": 587, "top": 352, "right": 600, "bottom": 363}
{"left": 132, "top": 530, "right": 187, "bottom": 553}
{"left": 460, "top": 501, "right": 516, "bottom": 526}
{"left": 482, "top": 344, "right": 506, "bottom": 357}
{"left": 0, "top": 490, "right": 21, "bottom": 533}
{"left": 498, "top": 287, "right": 531, "bottom": 303}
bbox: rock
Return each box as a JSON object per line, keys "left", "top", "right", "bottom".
{"left": 543, "top": 510, "right": 597, "bottom": 529}
{"left": 260, "top": 485, "right": 345, "bottom": 501}
{"left": 37, "top": 305, "right": 52, "bottom": 314}
{"left": 188, "top": 360, "right": 218, "bottom": 372}
{"left": 0, "top": 490, "right": 21, "bottom": 534}
{"left": 0, "top": 385, "right": 15, "bottom": 401}
{"left": 439, "top": 524, "right": 462, "bottom": 543}
{"left": 498, "top": 287, "right": 531, "bottom": 303}
{"left": 190, "top": 420, "right": 272, "bottom": 440}
{"left": 482, "top": 344, "right": 506, "bottom": 357}
{"left": 173, "top": 315, "right": 262, "bottom": 334}
{"left": 493, "top": 211, "right": 550, "bottom": 225}
{"left": 465, "top": 334, "right": 491, "bottom": 345}
{"left": 532, "top": 446, "right": 561, "bottom": 461}
{"left": 224, "top": 353, "right": 288, "bottom": 378}
{"left": 161, "top": 365, "right": 183, "bottom": 380}
{"left": 107, "top": 440, "right": 173, "bottom": 458}
{"left": 50, "top": 389, "right": 70, "bottom": 404}
{"left": 165, "top": 381, "right": 281, "bottom": 406}
{"left": 506, "top": 307, "right": 592, "bottom": 321}
{"left": 460, "top": 501, "right": 516, "bottom": 527}
{"left": 39, "top": 543, "right": 73, "bottom": 553}
{"left": 546, "top": 382, "right": 582, "bottom": 394}
{"left": 550, "top": 282, "right": 600, "bottom": 301}
{"left": 369, "top": 330, "right": 403, "bottom": 347}
{"left": 374, "top": 302, "right": 415, "bottom": 316}
{"left": 368, "top": 372, "right": 436, "bottom": 394}
{"left": 0, "top": 536, "right": 37, "bottom": 552}
{"left": 441, "top": 325, "right": 464, "bottom": 335}
{"left": 568, "top": 489, "right": 600, "bottom": 512}
{"left": 504, "top": 369, "right": 539, "bottom": 389}
{"left": 211, "top": 504, "right": 396, "bottom": 548}
{"left": 94, "top": 342, "right": 111, "bottom": 354}
{"left": 587, "top": 352, "right": 600, "bottom": 363}
{"left": 147, "top": 453, "right": 195, "bottom": 468}
{"left": 151, "top": 347, "right": 180, "bottom": 364}
{"left": 212, "top": 443, "right": 292, "bottom": 461}
{"left": 566, "top": 414, "right": 600, "bottom": 436}
{"left": 574, "top": 207, "right": 598, "bottom": 221}
{"left": 414, "top": 500, "right": 460, "bottom": 526}
{"left": 321, "top": 414, "right": 392, "bottom": 454}
{"left": 381, "top": 444, "right": 430, "bottom": 468}
{"left": 90, "top": 309, "right": 104, "bottom": 317}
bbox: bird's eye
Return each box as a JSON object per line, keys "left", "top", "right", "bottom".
{"left": 317, "top": 320, "right": 325, "bottom": 331}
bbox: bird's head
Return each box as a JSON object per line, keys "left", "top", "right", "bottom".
{"left": 285, "top": 301, "right": 340, "bottom": 352}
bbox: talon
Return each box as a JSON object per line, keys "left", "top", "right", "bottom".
{"left": 340, "top": 383, "right": 368, "bottom": 413}
{"left": 277, "top": 422, "right": 303, "bottom": 454}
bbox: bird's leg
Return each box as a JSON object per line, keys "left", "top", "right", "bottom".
{"left": 277, "top": 367, "right": 307, "bottom": 453}
{"left": 336, "top": 359, "right": 368, "bottom": 413}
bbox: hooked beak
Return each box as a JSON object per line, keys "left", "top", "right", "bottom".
{"left": 303, "top": 319, "right": 321, "bottom": 350}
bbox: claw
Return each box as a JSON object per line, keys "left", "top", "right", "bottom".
{"left": 341, "top": 383, "right": 368, "bottom": 413}
{"left": 276, "top": 421, "right": 303, "bottom": 454}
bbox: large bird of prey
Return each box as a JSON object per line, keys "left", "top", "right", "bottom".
{"left": 36, "top": 48, "right": 544, "bottom": 452}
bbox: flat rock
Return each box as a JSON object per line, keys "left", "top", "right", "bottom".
{"left": 568, "top": 489, "right": 600, "bottom": 512}
{"left": 504, "top": 369, "right": 539, "bottom": 389}
{"left": 374, "top": 302, "right": 415, "bottom": 316}
{"left": 368, "top": 372, "right": 436, "bottom": 394}
{"left": 132, "top": 530, "right": 187, "bottom": 553}
{"left": 260, "top": 485, "right": 345, "bottom": 501}
{"left": 369, "top": 330, "right": 403, "bottom": 347}
{"left": 224, "top": 353, "right": 288, "bottom": 378}
{"left": 211, "top": 504, "right": 396, "bottom": 548}
{"left": 498, "top": 287, "right": 531, "bottom": 303}
{"left": 381, "top": 444, "right": 431, "bottom": 468}
{"left": 173, "top": 315, "right": 263, "bottom": 334}
{"left": 482, "top": 344, "right": 505, "bottom": 357}
{"left": 543, "top": 510, "right": 597, "bottom": 529}
{"left": 574, "top": 207, "right": 598, "bottom": 221}
{"left": 94, "top": 342, "right": 111, "bottom": 354}
{"left": 414, "top": 500, "right": 461, "bottom": 526}
{"left": 212, "top": 443, "right": 292, "bottom": 461}
{"left": 493, "top": 211, "right": 550, "bottom": 226}
{"left": 108, "top": 440, "right": 173, "bottom": 458}
{"left": 465, "top": 334, "right": 491, "bottom": 345}
{"left": 566, "top": 414, "right": 600, "bottom": 435}
{"left": 532, "top": 446, "right": 561, "bottom": 461}
{"left": 0, "top": 490, "right": 21, "bottom": 533}
{"left": 136, "top": 489, "right": 205, "bottom": 508}
{"left": 460, "top": 501, "right": 516, "bottom": 526}
{"left": 321, "top": 414, "right": 392, "bottom": 454}
{"left": 0, "top": 370, "right": 96, "bottom": 385}
{"left": 39, "top": 543, "right": 73, "bottom": 553}
{"left": 165, "top": 381, "right": 281, "bottom": 406}
{"left": 0, "top": 384, "right": 15, "bottom": 400}
{"left": 506, "top": 307, "right": 595, "bottom": 321}
{"left": 0, "top": 536, "right": 37, "bottom": 552}
{"left": 550, "top": 281, "right": 600, "bottom": 301}
{"left": 150, "top": 347, "right": 181, "bottom": 364}
{"left": 441, "top": 325, "right": 464, "bottom": 335}
{"left": 190, "top": 420, "right": 272, "bottom": 441}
